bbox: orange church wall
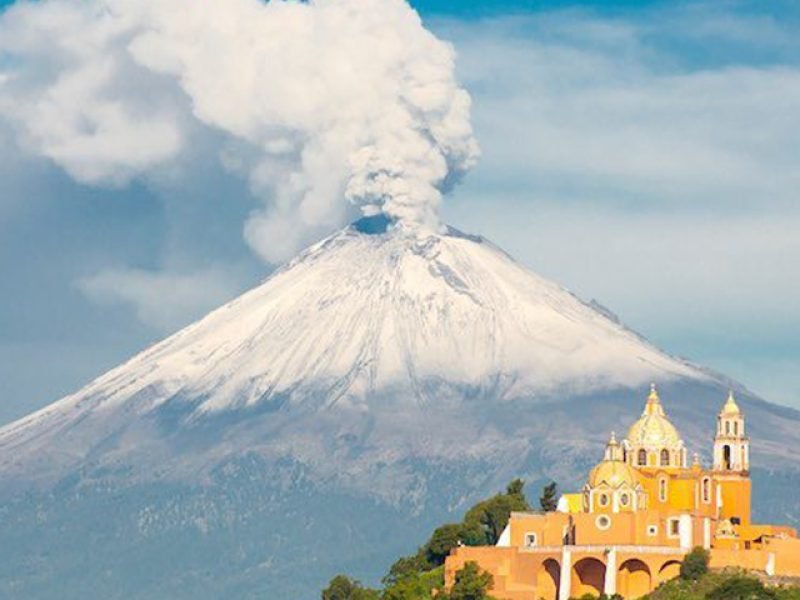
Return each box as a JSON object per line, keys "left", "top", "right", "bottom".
{"left": 718, "top": 477, "right": 751, "bottom": 524}
{"left": 710, "top": 538, "right": 800, "bottom": 577}
{"left": 507, "top": 508, "right": 712, "bottom": 549}
{"left": 710, "top": 548, "right": 770, "bottom": 571}
{"left": 637, "top": 469, "right": 720, "bottom": 519}
{"left": 769, "top": 538, "right": 800, "bottom": 575}
{"left": 667, "top": 477, "right": 696, "bottom": 511}
{"left": 738, "top": 524, "right": 794, "bottom": 545}
{"left": 508, "top": 512, "right": 570, "bottom": 547}
{"left": 444, "top": 546, "right": 546, "bottom": 600}
{"left": 572, "top": 512, "right": 628, "bottom": 545}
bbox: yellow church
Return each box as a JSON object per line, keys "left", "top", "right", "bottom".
{"left": 444, "top": 386, "right": 800, "bottom": 599}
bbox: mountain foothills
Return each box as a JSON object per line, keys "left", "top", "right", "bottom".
{"left": 1, "top": 219, "right": 800, "bottom": 599}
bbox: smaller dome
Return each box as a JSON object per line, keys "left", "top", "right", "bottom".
{"left": 720, "top": 391, "right": 742, "bottom": 416}
{"left": 588, "top": 459, "right": 638, "bottom": 489}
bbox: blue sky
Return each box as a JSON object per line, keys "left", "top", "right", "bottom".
{"left": 0, "top": 0, "right": 799, "bottom": 424}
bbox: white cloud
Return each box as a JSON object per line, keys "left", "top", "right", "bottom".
{"left": 0, "top": 0, "right": 478, "bottom": 262}
{"left": 76, "top": 267, "right": 243, "bottom": 332}
{"left": 436, "top": 10, "right": 800, "bottom": 324}
{"left": 439, "top": 13, "right": 800, "bottom": 208}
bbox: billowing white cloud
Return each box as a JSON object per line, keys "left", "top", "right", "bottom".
{"left": 0, "top": 0, "right": 478, "bottom": 262}
{"left": 76, "top": 266, "right": 243, "bottom": 332}
{"left": 0, "top": 1, "right": 186, "bottom": 186}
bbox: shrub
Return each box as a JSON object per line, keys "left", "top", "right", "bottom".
{"left": 382, "top": 566, "right": 444, "bottom": 600}
{"left": 706, "top": 574, "right": 777, "bottom": 600}
{"left": 440, "top": 561, "right": 495, "bottom": 600}
{"left": 321, "top": 574, "right": 379, "bottom": 600}
{"left": 679, "top": 547, "right": 710, "bottom": 581}
{"left": 383, "top": 553, "right": 430, "bottom": 587}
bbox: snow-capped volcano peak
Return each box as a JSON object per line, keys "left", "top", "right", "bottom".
{"left": 3, "top": 218, "right": 705, "bottom": 448}
{"left": 2, "top": 220, "right": 798, "bottom": 600}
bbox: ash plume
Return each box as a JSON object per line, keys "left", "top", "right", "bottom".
{"left": 0, "top": 0, "right": 479, "bottom": 262}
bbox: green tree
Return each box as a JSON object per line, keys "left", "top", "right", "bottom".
{"left": 707, "top": 575, "right": 777, "bottom": 600}
{"left": 679, "top": 547, "right": 709, "bottom": 581}
{"left": 383, "top": 553, "right": 430, "bottom": 587}
{"left": 505, "top": 479, "right": 525, "bottom": 497}
{"left": 321, "top": 574, "right": 379, "bottom": 600}
{"left": 441, "top": 561, "right": 495, "bottom": 600}
{"left": 461, "top": 480, "right": 531, "bottom": 546}
{"left": 425, "top": 524, "right": 463, "bottom": 566}
{"left": 539, "top": 481, "right": 558, "bottom": 512}
{"left": 381, "top": 566, "right": 444, "bottom": 600}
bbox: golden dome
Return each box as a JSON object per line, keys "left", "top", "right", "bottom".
{"left": 626, "top": 384, "right": 683, "bottom": 450}
{"left": 588, "top": 459, "right": 638, "bottom": 489}
{"left": 720, "top": 391, "right": 741, "bottom": 416}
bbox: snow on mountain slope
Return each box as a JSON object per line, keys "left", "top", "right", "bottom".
{"left": 3, "top": 220, "right": 800, "bottom": 600}
{"left": 1, "top": 220, "right": 705, "bottom": 441}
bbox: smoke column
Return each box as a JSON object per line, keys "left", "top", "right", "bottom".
{"left": 0, "top": 0, "right": 478, "bottom": 262}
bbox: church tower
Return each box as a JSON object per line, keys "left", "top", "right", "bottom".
{"left": 713, "top": 391, "right": 751, "bottom": 525}
{"left": 714, "top": 391, "right": 749, "bottom": 473}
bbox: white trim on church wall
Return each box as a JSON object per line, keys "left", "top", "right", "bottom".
{"left": 496, "top": 524, "right": 511, "bottom": 547}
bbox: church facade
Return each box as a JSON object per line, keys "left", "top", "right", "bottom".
{"left": 444, "top": 386, "right": 800, "bottom": 599}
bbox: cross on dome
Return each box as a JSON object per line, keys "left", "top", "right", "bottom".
{"left": 643, "top": 383, "right": 665, "bottom": 417}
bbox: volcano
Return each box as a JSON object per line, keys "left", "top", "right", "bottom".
{"left": 2, "top": 219, "right": 799, "bottom": 600}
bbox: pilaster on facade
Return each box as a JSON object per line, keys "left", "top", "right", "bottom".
{"left": 558, "top": 547, "right": 572, "bottom": 600}
{"left": 604, "top": 548, "right": 618, "bottom": 597}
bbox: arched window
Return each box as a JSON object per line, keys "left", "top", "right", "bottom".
{"left": 734, "top": 421, "right": 738, "bottom": 435}
{"left": 660, "top": 449, "right": 670, "bottom": 466}
{"left": 638, "top": 449, "right": 647, "bottom": 466}
{"left": 725, "top": 421, "right": 730, "bottom": 435}
{"left": 702, "top": 477, "right": 711, "bottom": 503}
{"left": 723, "top": 445, "right": 732, "bottom": 470}
{"left": 659, "top": 478, "right": 668, "bottom": 502}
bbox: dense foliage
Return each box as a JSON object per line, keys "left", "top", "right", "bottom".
{"left": 459, "top": 479, "right": 531, "bottom": 546}
{"left": 322, "top": 575, "right": 380, "bottom": 600}
{"left": 680, "top": 547, "right": 710, "bottom": 581}
{"left": 644, "top": 570, "right": 800, "bottom": 600}
{"left": 439, "top": 562, "right": 495, "bottom": 600}
{"left": 681, "top": 546, "right": 710, "bottom": 581}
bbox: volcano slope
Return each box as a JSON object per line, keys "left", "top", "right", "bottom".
{"left": 1, "top": 219, "right": 799, "bottom": 599}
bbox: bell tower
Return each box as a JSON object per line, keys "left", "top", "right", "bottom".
{"left": 713, "top": 391, "right": 751, "bottom": 525}
{"left": 713, "top": 391, "right": 749, "bottom": 473}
